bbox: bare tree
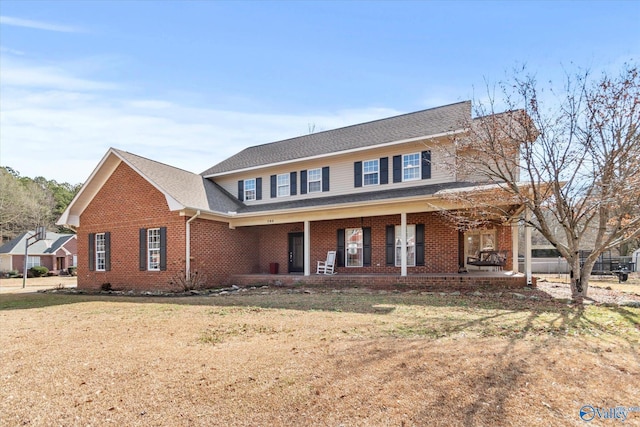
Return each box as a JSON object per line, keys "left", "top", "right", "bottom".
{"left": 444, "top": 64, "right": 640, "bottom": 301}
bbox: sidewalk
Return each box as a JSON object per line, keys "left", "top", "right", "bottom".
{"left": 0, "top": 276, "right": 77, "bottom": 294}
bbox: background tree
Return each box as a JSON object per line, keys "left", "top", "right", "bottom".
{"left": 445, "top": 63, "right": 640, "bottom": 301}
{"left": 0, "top": 167, "right": 81, "bottom": 242}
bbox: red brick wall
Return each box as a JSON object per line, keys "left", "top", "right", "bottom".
{"left": 76, "top": 160, "right": 515, "bottom": 290}
{"left": 310, "top": 213, "right": 461, "bottom": 274}
{"left": 78, "top": 162, "right": 187, "bottom": 291}
{"left": 189, "top": 219, "right": 260, "bottom": 282}
{"left": 246, "top": 213, "right": 472, "bottom": 275}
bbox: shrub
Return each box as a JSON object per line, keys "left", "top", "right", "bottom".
{"left": 68, "top": 267, "right": 77, "bottom": 276}
{"left": 29, "top": 266, "right": 49, "bottom": 277}
{"left": 101, "top": 283, "right": 112, "bottom": 292}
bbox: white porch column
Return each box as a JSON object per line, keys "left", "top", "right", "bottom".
{"left": 524, "top": 206, "right": 533, "bottom": 285}
{"left": 511, "top": 219, "right": 519, "bottom": 274}
{"left": 401, "top": 212, "right": 407, "bottom": 277}
{"left": 304, "top": 220, "right": 310, "bottom": 276}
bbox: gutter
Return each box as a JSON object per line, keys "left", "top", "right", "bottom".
{"left": 185, "top": 210, "right": 201, "bottom": 281}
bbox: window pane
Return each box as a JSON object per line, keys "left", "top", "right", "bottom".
{"left": 395, "top": 225, "right": 416, "bottom": 267}
{"left": 346, "top": 228, "right": 363, "bottom": 267}
{"left": 363, "top": 160, "right": 379, "bottom": 185}
{"left": 309, "top": 181, "right": 321, "bottom": 192}
{"left": 148, "top": 228, "right": 160, "bottom": 270}
{"left": 403, "top": 153, "right": 420, "bottom": 181}
{"left": 308, "top": 168, "right": 321, "bottom": 192}
{"left": 277, "top": 174, "right": 289, "bottom": 197}
{"left": 96, "top": 233, "right": 106, "bottom": 271}
{"left": 244, "top": 179, "right": 256, "bottom": 201}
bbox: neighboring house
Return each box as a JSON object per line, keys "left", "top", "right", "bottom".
{"left": 58, "top": 101, "right": 529, "bottom": 291}
{"left": 0, "top": 231, "right": 77, "bottom": 275}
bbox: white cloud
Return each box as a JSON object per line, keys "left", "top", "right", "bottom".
{"left": 0, "top": 15, "right": 83, "bottom": 33}
{"left": 0, "top": 56, "right": 401, "bottom": 184}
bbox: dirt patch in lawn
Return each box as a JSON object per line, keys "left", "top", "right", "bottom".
{"left": 1, "top": 291, "right": 639, "bottom": 426}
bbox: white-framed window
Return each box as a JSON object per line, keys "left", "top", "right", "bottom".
{"left": 345, "top": 228, "right": 363, "bottom": 267}
{"left": 363, "top": 159, "right": 379, "bottom": 186}
{"left": 27, "top": 256, "right": 41, "bottom": 269}
{"left": 73, "top": 255, "right": 78, "bottom": 267}
{"left": 395, "top": 225, "right": 416, "bottom": 267}
{"left": 95, "top": 233, "right": 106, "bottom": 271}
{"left": 308, "top": 168, "right": 322, "bottom": 193}
{"left": 148, "top": 228, "right": 161, "bottom": 271}
{"left": 277, "top": 174, "right": 290, "bottom": 197}
{"left": 244, "top": 178, "right": 256, "bottom": 201}
{"left": 403, "top": 153, "right": 421, "bottom": 181}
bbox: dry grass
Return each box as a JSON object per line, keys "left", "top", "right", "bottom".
{"left": 1, "top": 289, "right": 639, "bottom": 426}
{"left": 537, "top": 273, "right": 640, "bottom": 297}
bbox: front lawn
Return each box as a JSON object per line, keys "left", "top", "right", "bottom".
{"left": 1, "top": 290, "right": 638, "bottom": 426}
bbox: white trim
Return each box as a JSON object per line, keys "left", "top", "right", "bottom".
{"left": 203, "top": 129, "right": 467, "bottom": 178}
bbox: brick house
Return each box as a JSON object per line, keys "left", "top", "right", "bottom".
{"left": 58, "top": 101, "right": 531, "bottom": 291}
{"left": 0, "top": 231, "right": 77, "bottom": 275}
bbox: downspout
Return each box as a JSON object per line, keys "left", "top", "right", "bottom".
{"left": 186, "top": 210, "right": 201, "bottom": 281}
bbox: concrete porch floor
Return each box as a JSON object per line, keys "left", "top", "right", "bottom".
{"left": 228, "top": 271, "right": 531, "bottom": 290}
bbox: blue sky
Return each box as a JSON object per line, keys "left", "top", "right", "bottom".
{"left": 1, "top": 1, "right": 638, "bottom": 184}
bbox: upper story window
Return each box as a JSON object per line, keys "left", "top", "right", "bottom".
{"left": 363, "top": 159, "right": 379, "bottom": 186}
{"left": 308, "top": 168, "right": 322, "bottom": 193}
{"left": 277, "top": 174, "right": 290, "bottom": 197}
{"left": 244, "top": 178, "right": 256, "bottom": 201}
{"left": 147, "top": 228, "right": 161, "bottom": 271}
{"left": 95, "top": 233, "right": 106, "bottom": 271}
{"left": 403, "top": 153, "right": 421, "bottom": 181}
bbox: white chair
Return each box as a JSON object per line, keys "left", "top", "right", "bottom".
{"left": 316, "top": 251, "right": 337, "bottom": 275}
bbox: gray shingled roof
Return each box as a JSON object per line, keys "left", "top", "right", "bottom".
{"left": 0, "top": 231, "right": 75, "bottom": 255}
{"left": 202, "top": 101, "right": 471, "bottom": 176}
{"left": 236, "top": 181, "right": 480, "bottom": 214}
{"left": 113, "top": 149, "right": 243, "bottom": 213}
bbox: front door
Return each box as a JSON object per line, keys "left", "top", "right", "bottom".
{"left": 288, "top": 232, "right": 304, "bottom": 273}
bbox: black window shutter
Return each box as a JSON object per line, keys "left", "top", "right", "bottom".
{"left": 380, "top": 157, "right": 389, "bottom": 184}
{"left": 88, "top": 233, "right": 95, "bottom": 271}
{"left": 354, "top": 161, "right": 362, "bottom": 188}
{"left": 416, "top": 224, "right": 425, "bottom": 266}
{"left": 322, "top": 166, "right": 330, "bottom": 192}
{"left": 270, "top": 175, "right": 277, "bottom": 198}
{"left": 422, "top": 151, "right": 431, "bottom": 180}
{"left": 300, "top": 170, "right": 307, "bottom": 195}
{"left": 290, "top": 172, "right": 297, "bottom": 196}
{"left": 160, "top": 227, "right": 167, "bottom": 271}
{"left": 256, "top": 177, "right": 262, "bottom": 200}
{"left": 393, "top": 155, "right": 402, "bottom": 183}
{"left": 139, "top": 228, "right": 147, "bottom": 271}
{"left": 363, "top": 227, "right": 372, "bottom": 267}
{"left": 104, "top": 232, "right": 111, "bottom": 271}
{"left": 237, "top": 180, "right": 244, "bottom": 202}
{"left": 385, "top": 226, "right": 395, "bottom": 266}
{"left": 336, "top": 229, "right": 345, "bottom": 267}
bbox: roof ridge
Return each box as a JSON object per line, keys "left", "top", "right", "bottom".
{"left": 112, "top": 148, "right": 200, "bottom": 177}
{"left": 242, "top": 101, "right": 471, "bottom": 151}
